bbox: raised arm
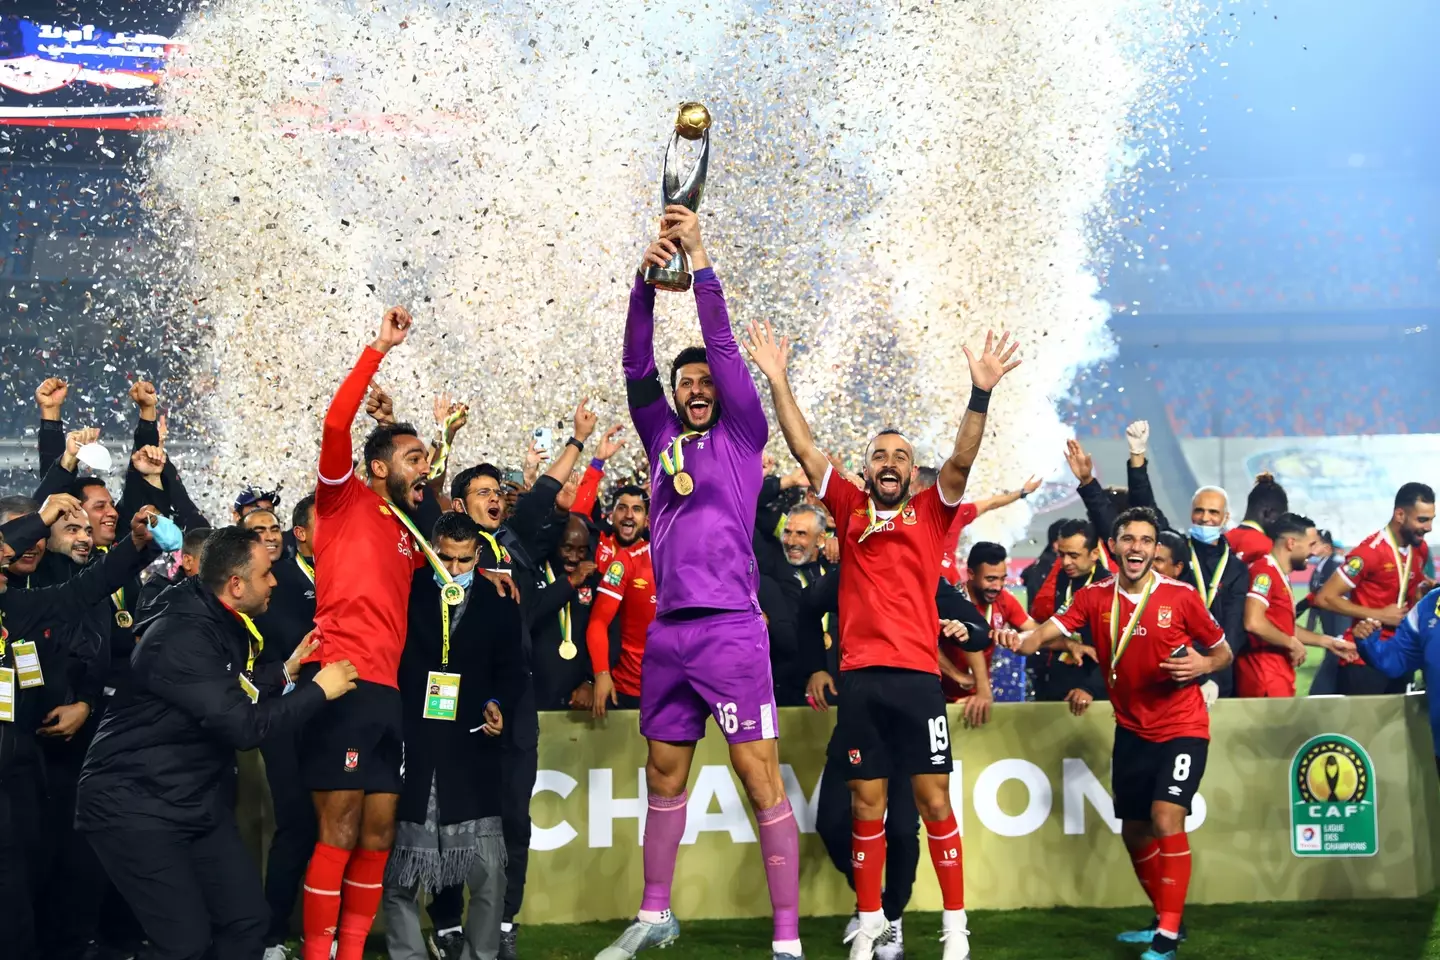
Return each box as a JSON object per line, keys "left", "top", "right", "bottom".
{"left": 35, "top": 377, "right": 67, "bottom": 475}
{"left": 972, "top": 475, "right": 1041, "bottom": 516}
{"left": 742, "top": 318, "right": 827, "bottom": 488}
{"left": 541, "top": 399, "right": 599, "bottom": 485}
{"left": 1122, "top": 422, "right": 1173, "bottom": 531}
{"left": 624, "top": 250, "right": 678, "bottom": 455}
{"left": 937, "top": 331, "right": 1022, "bottom": 505}
{"left": 320, "top": 307, "right": 411, "bottom": 483}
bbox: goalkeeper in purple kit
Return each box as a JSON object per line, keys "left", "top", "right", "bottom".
{"left": 594, "top": 205, "right": 803, "bottom": 960}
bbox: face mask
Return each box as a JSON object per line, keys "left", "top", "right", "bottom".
{"left": 148, "top": 513, "right": 184, "bottom": 552}
{"left": 1189, "top": 523, "right": 1222, "bottom": 545}
{"left": 1308, "top": 554, "right": 1323, "bottom": 566}
{"left": 435, "top": 569, "right": 475, "bottom": 590}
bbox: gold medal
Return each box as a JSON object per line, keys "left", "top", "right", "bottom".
{"left": 558, "top": 637, "right": 578, "bottom": 661}
{"left": 441, "top": 581, "right": 466, "bottom": 606}
{"left": 673, "top": 470, "right": 694, "bottom": 496}
{"left": 823, "top": 632, "right": 833, "bottom": 650}
{"left": 115, "top": 610, "right": 134, "bottom": 629}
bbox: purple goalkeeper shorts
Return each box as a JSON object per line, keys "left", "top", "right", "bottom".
{"left": 639, "top": 609, "right": 778, "bottom": 745}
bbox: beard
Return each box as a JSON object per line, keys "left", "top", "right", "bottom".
{"left": 676, "top": 394, "right": 721, "bottom": 431}
{"left": 866, "top": 471, "right": 911, "bottom": 508}
{"left": 386, "top": 472, "right": 418, "bottom": 507}
{"left": 1290, "top": 553, "right": 1309, "bottom": 572}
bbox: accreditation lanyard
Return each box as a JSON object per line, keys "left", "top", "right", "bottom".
{"left": 657, "top": 431, "right": 703, "bottom": 478}
{"left": 1384, "top": 527, "right": 1413, "bottom": 605}
{"left": 1108, "top": 573, "right": 1157, "bottom": 684}
{"left": 1189, "top": 542, "right": 1229, "bottom": 609}
{"left": 228, "top": 607, "right": 264, "bottom": 673}
{"left": 440, "top": 590, "right": 453, "bottom": 669}
{"left": 1063, "top": 564, "right": 1099, "bottom": 609}
{"left": 796, "top": 566, "right": 831, "bottom": 633}
{"left": 294, "top": 553, "right": 315, "bottom": 584}
{"left": 857, "top": 498, "right": 909, "bottom": 544}
{"left": 477, "top": 531, "right": 510, "bottom": 573}
{"left": 383, "top": 500, "right": 464, "bottom": 602}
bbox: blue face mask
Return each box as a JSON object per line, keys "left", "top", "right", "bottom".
{"left": 148, "top": 513, "right": 184, "bottom": 552}
{"left": 435, "top": 569, "right": 475, "bottom": 590}
{"left": 1189, "top": 523, "right": 1222, "bottom": 545}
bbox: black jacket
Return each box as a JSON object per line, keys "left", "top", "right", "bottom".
{"left": 252, "top": 553, "right": 317, "bottom": 667}
{"left": 525, "top": 561, "right": 596, "bottom": 710}
{"left": 74, "top": 579, "right": 325, "bottom": 833}
{"left": 398, "top": 573, "right": 525, "bottom": 825}
{"left": 0, "top": 514, "right": 156, "bottom": 775}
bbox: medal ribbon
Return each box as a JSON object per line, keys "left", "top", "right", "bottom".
{"left": 657, "top": 431, "right": 702, "bottom": 477}
{"left": 427, "top": 408, "right": 468, "bottom": 480}
{"left": 295, "top": 553, "right": 315, "bottom": 584}
{"left": 1062, "top": 563, "right": 1099, "bottom": 610}
{"left": 544, "top": 563, "right": 571, "bottom": 652}
{"left": 1265, "top": 554, "right": 1295, "bottom": 616}
{"left": 1384, "top": 526, "right": 1413, "bottom": 605}
{"left": 384, "top": 500, "right": 459, "bottom": 592}
{"left": 1188, "top": 542, "right": 1229, "bottom": 609}
{"left": 796, "top": 566, "right": 831, "bottom": 633}
{"left": 1108, "top": 573, "right": 1157, "bottom": 681}
{"left": 857, "top": 497, "right": 910, "bottom": 544}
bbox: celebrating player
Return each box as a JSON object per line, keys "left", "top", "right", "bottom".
{"left": 1238, "top": 512, "right": 1357, "bottom": 697}
{"left": 1011, "top": 506, "right": 1233, "bottom": 960}
{"left": 1313, "top": 482, "right": 1434, "bottom": 695}
{"left": 746, "top": 317, "right": 1020, "bottom": 960}
{"left": 300, "top": 306, "right": 432, "bottom": 960}
{"left": 596, "top": 206, "right": 801, "bottom": 960}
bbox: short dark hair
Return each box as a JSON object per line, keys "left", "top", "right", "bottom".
{"left": 452, "top": 463, "right": 502, "bottom": 502}
{"left": 72, "top": 476, "right": 109, "bottom": 501}
{"left": 670, "top": 346, "right": 709, "bottom": 389}
{"left": 916, "top": 465, "right": 939, "bottom": 490}
{"left": 362, "top": 422, "right": 420, "bottom": 477}
{"left": 182, "top": 527, "right": 212, "bottom": 557}
{"left": 431, "top": 511, "right": 480, "bottom": 545}
{"left": 1395, "top": 482, "right": 1435, "bottom": 510}
{"left": 1056, "top": 517, "right": 1098, "bottom": 551}
{"left": 291, "top": 494, "right": 316, "bottom": 530}
{"left": 200, "top": 527, "right": 261, "bottom": 592}
{"left": 967, "top": 541, "right": 1008, "bottom": 570}
{"left": 612, "top": 484, "right": 649, "bottom": 508}
{"left": 1267, "top": 512, "right": 1316, "bottom": 543}
{"left": 0, "top": 495, "right": 38, "bottom": 523}
{"left": 1157, "top": 528, "right": 1189, "bottom": 564}
{"left": 1244, "top": 473, "right": 1288, "bottom": 525}
{"left": 1046, "top": 518, "right": 1067, "bottom": 546}
{"left": 1111, "top": 506, "right": 1161, "bottom": 541}
{"left": 1105, "top": 486, "right": 1130, "bottom": 515}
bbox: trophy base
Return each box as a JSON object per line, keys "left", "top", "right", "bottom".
{"left": 644, "top": 266, "right": 692, "bottom": 293}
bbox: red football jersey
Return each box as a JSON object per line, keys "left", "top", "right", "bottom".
{"left": 1225, "top": 522, "right": 1272, "bottom": 564}
{"left": 586, "top": 540, "right": 657, "bottom": 697}
{"left": 1336, "top": 529, "right": 1431, "bottom": 644}
{"left": 940, "top": 585, "right": 1029, "bottom": 701}
{"left": 821, "top": 466, "right": 958, "bottom": 675}
{"left": 1243, "top": 553, "right": 1296, "bottom": 666}
{"left": 312, "top": 475, "right": 425, "bottom": 687}
{"left": 938, "top": 503, "right": 979, "bottom": 586}
{"left": 1054, "top": 572, "right": 1225, "bottom": 741}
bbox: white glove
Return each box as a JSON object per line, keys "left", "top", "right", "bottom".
{"left": 1125, "top": 420, "right": 1150, "bottom": 457}
{"left": 1201, "top": 679, "right": 1219, "bottom": 708}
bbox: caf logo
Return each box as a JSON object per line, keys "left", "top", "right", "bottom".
{"left": 1295, "top": 738, "right": 1369, "bottom": 804}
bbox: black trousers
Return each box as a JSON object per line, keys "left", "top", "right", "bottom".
{"left": 86, "top": 819, "right": 269, "bottom": 960}
{"left": 501, "top": 743, "right": 539, "bottom": 923}
{"left": 260, "top": 727, "right": 317, "bottom": 944}
{"left": 36, "top": 726, "right": 110, "bottom": 960}
{"left": 0, "top": 766, "right": 46, "bottom": 960}
{"left": 1336, "top": 661, "right": 1410, "bottom": 696}
{"left": 813, "top": 730, "right": 920, "bottom": 921}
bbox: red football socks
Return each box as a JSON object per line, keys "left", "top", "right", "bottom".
{"left": 335, "top": 847, "right": 390, "bottom": 959}
{"left": 1155, "top": 832, "right": 1193, "bottom": 936}
{"left": 924, "top": 814, "right": 965, "bottom": 910}
{"left": 302, "top": 843, "right": 350, "bottom": 960}
{"left": 1129, "top": 837, "right": 1162, "bottom": 909}
{"left": 851, "top": 818, "right": 887, "bottom": 913}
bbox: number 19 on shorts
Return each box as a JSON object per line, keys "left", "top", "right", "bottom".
{"left": 928, "top": 715, "right": 950, "bottom": 753}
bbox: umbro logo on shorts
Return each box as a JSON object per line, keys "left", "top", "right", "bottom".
{"left": 931, "top": 754, "right": 947, "bottom": 765}
{"left": 1168, "top": 785, "right": 1182, "bottom": 796}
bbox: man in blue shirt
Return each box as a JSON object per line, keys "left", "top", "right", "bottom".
{"left": 1357, "top": 587, "right": 1440, "bottom": 775}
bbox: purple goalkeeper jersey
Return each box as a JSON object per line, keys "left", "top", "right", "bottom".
{"left": 623, "top": 267, "right": 768, "bottom": 618}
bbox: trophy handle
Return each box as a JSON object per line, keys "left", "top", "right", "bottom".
{"left": 647, "top": 129, "right": 710, "bottom": 292}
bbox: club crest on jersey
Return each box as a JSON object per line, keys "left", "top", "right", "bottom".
{"left": 344, "top": 749, "right": 359, "bottom": 771}
{"left": 603, "top": 562, "right": 625, "bottom": 587}
{"left": 1157, "top": 606, "right": 1173, "bottom": 628}
{"left": 1345, "top": 556, "right": 1364, "bottom": 578}
{"left": 901, "top": 504, "right": 917, "bottom": 525}
{"left": 848, "top": 749, "right": 862, "bottom": 765}
{"left": 578, "top": 587, "right": 593, "bottom": 606}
